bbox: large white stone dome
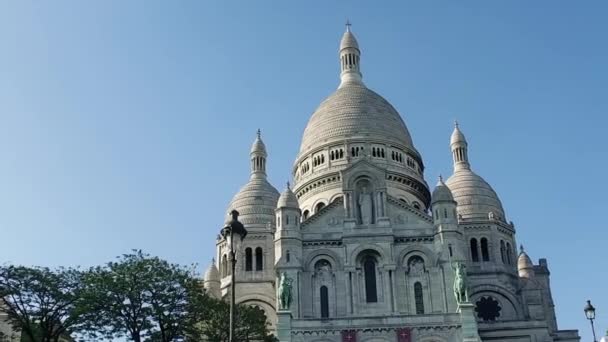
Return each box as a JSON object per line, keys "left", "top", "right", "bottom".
{"left": 299, "top": 83, "right": 416, "bottom": 154}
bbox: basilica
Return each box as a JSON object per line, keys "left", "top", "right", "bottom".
{"left": 202, "top": 26, "right": 580, "bottom": 342}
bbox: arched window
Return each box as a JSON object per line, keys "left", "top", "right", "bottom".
{"left": 320, "top": 286, "right": 329, "bottom": 318}
{"left": 506, "top": 242, "right": 513, "bottom": 265}
{"left": 315, "top": 202, "right": 326, "bottom": 213}
{"left": 413, "top": 202, "right": 421, "bottom": 210}
{"left": 285, "top": 215, "right": 289, "bottom": 225}
{"left": 277, "top": 216, "right": 281, "bottom": 227}
{"left": 286, "top": 250, "right": 290, "bottom": 263}
{"left": 470, "top": 238, "right": 479, "bottom": 262}
{"left": 500, "top": 241, "right": 506, "bottom": 264}
{"left": 363, "top": 256, "right": 378, "bottom": 303}
{"left": 302, "top": 210, "right": 309, "bottom": 220}
{"left": 481, "top": 238, "right": 490, "bottom": 262}
{"left": 221, "top": 254, "right": 228, "bottom": 277}
{"left": 255, "top": 247, "right": 263, "bottom": 271}
{"left": 444, "top": 208, "right": 448, "bottom": 218}
{"left": 245, "top": 248, "right": 253, "bottom": 271}
{"left": 414, "top": 282, "right": 424, "bottom": 314}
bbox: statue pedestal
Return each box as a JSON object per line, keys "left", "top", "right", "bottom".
{"left": 276, "top": 310, "right": 292, "bottom": 342}
{"left": 457, "top": 302, "right": 481, "bottom": 342}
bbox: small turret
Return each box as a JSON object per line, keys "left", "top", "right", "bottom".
{"left": 276, "top": 182, "right": 301, "bottom": 231}
{"left": 250, "top": 129, "right": 267, "bottom": 177}
{"left": 450, "top": 121, "right": 469, "bottom": 171}
{"left": 517, "top": 245, "right": 535, "bottom": 279}
{"left": 274, "top": 182, "right": 303, "bottom": 268}
{"left": 339, "top": 21, "right": 363, "bottom": 87}
{"left": 203, "top": 259, "right": 221, "bottom": 298}
{"left": 432, "top": 176, "right": 457, "bottom": 225}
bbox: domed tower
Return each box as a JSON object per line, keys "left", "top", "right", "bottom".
{"left": 446, "top": 123, "right": 506, "bottom": 222}
{"left": 445, "top": 123, "right": 519, "bottom": 294}
{"left": 274, "top": 183, "right": 303, "bottom": 314}
{"left": 292, "top": 26, "right": 430, "bottom": 219}
{"left": 432, "top": 176, "right": 466, "bottom": 260}
{"left": 203, "top": 259, "right": 221, "bottom": 299}
{"left": 517, "top": 246, "right": 535, "bottom": 279}
{"left": 216, "top": 130, "right": 279, "bottom": 326}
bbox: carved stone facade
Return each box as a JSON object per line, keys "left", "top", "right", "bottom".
{"left": 203, "top": 27, "right": 580, "bottom": 342}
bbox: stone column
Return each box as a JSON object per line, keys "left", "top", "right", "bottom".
{"left": 276, "top": 310, "right": 292, "bottom": 342}
{"left": 458, "top": 303, "right": 482, "bottom": 342}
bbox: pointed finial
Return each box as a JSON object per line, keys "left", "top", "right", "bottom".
{"left": 438, "top": 174, "right": 443, "bottom": 183}
{"left": 520, "top": 245, "right": 525, "bottom": 253}
{"left": 454, "top": 120, "right": 459, "bottom": 129}
{"left": 345, "top": 19, "right": 352, "bottom": 32}
{"left": 256, "top": 129, "right": 261, "bottom": 138}
{"left": 211, "top": 257, "right": 216, "bottom": 264}
{"left": 286, "top": 181, "right": 291, "bottom": 190}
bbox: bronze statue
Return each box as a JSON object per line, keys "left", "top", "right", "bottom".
{"left": 278, "top": 272, "right": 293, "bottom": 310}
{"left": 452, "top": 262, "right": 469, "bottom": 304}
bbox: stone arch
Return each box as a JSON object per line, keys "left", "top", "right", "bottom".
{"left": 304, "top": 248, "right": 343, "bottom": 271}
{"left": 329, "top": 193, "right": 344, "bottom": 203}
{"left": 311, "top": 198, "right": 329, "bottom": 213}
{"left": 398, "top": 245, "right": 437, "bottom": 268}
{"left": 344, "top": 169, "right": 384, "bottom": 190}
{"left": 237, "top": 294, "right": 276, "bottom": 312}
{"left": 237, "top": 298, "right": 277, "bottom": 327}
{"left": 469, "top": 284, "right": 523, "bottom": 321}
{"left": 349, "top": 243, "right": 388, "bottom": 266}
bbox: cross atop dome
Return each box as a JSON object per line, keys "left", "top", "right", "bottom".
{"left": 345, "top": 19, "right": 352, "bottom": 32}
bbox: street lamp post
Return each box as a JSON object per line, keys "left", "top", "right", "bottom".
{"left": 221, "top": 210, "right": 247, "bottom": 342}
{"left": 584, "top": 300, "right": 597, "bottom": 342}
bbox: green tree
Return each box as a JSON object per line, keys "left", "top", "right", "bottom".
{"left": 77, "top": 250, "right": 208, "bottom": 342}
{"left": 197, "top": 298, "right": 277, "bottom": 342}
{"left": 0, "top": 265, "right": 82, "bottom": 342}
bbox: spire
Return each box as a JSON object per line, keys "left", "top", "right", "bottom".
{"left": 517, "top": 245, "right": 535, "bottom": 278}
{"left": 339, "top": 22, "right": 363, "bottom": 87}
{"left": 450, "top": 121, "right": 470, "bottom": 171}
{"left": 250, "top": 130, "right": 268, "bottom": 177}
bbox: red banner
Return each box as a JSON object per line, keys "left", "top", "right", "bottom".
{"left": 396, "top": 328, "right": 411, "bottom": 342}
{"left": 341, "top": 330, "right": 357, "bottom": 342}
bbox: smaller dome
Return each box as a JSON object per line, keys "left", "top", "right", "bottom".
{"left": 446, "top": 169, "right": 505, "bottom": 221}
{"left": 432, "top": 176, "right": 454, "bottom": 203}
{"left": 227, "top": 177, "right": 279, "bottom": 226}
{"left": 277, "top": 182, "right": 299, "bottom": 209}
{"left": 250, "top": 129, "right": 267, "bottom": 155}
{"left": 204, "top": 260, "right": 220, "bottom": 282}
{"left": 340, "top": 28, "right": 359, "bottom": 51}
{"left": 517, "top": 246, "right": 535, "bottom": 278}
{"left": 450, "top": 122, "right": 467, "bottom": 146}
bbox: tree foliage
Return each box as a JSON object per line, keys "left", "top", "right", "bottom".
{"left": 78, "top": 250, "right": 207, "bottom": 342}
{"left": 198, "top": 299, "right": 276, "bottom": 342}
{"left": 0, "top": 251, "right": 277, "bottom": 342}
{"left": 0, "top": 265, "right": 82, "bottom": 342}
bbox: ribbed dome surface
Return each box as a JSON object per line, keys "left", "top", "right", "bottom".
{"left": 299, "top": 84, "right": 414, "bottom": 153}
{"left": 204, "top": 262, "right": 220, "bottom": 282}
{"left": 432, "top": 178, "right": 454, "bottom": 203}
{"left": 340, "top": 30, "right": 359, "bottom": 51}
{"left": 277, "top": 187, "right": 299, "bottom": 209}
{"left": 445, "top": 169, "right": 505, "bottom": 221}
{"left": 450, "top": 125, "right": 467, "bottom": 145}
{"left": 227, "top": 177, "right": 279, "bottom": 227}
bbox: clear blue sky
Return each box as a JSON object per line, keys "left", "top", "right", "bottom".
{"left": 1, "top": 1, "right": 606, "bottom": 339}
